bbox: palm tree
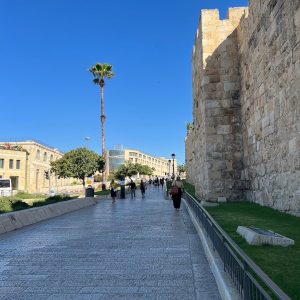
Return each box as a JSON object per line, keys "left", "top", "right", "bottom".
{"left": 89, "top": 63, "right": 114, "bottom": 184}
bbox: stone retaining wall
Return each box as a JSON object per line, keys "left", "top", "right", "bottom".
{"left": 0, "top": 198, "right": 96, "bottom": 235}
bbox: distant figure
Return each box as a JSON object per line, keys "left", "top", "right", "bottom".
{"left": 170, "top": 176, "right": 184, "bottom": 211}
{"left": 129, "top": 179, "right": 136, "bottom": 199}
{"left": 155, "top": 177, "right": 159, "bottom": 187}
{"left": 140, "top": 180, "right": 146, "bottom": 198}
{"left": 160, "top": 177, "right": 164, "bottom": 188}
{"left": 110, "top": 179, "right": 118, "bottom": 203}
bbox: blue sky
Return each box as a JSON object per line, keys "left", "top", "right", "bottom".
{"left": 0, "top": 0, "right": 248, "bottom": 164}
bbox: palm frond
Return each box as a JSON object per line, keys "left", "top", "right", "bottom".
{"left": 89, "top": 62, "right": 115, "bottom": 80}
{"left": 93, "top": 78, "right": 100, "bottom": 85}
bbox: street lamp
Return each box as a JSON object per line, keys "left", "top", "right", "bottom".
{"left": 171, "top": 153, "right": 175, "bottom": 179}
{"left": 84, "top": 137, "right": 91, "bottom": 149}
{"left": 168, "top": 159, "right": 171, "bottom": 177}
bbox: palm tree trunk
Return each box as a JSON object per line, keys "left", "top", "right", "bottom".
{"left": 100, "top": 85, "right": 106, "bottom": 184}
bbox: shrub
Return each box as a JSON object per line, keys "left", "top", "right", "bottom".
{"left": 11, "top": 200, "right": 31, "bottom": 211}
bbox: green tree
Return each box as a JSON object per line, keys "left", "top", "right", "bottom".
{"left": 89, "top": 63, "right": 114, "bottom": 183}
{"left": 177, "top": 164, "right": 186, "bottom": 175}
{"left": 50, "top": 148, "right": 104, "bottom": 187}
{"left": 138, "top": 164, "right": 154, "bottom": 176}
{"left": 113, "top": 162, "right": 154, "bottom": 180}
{"left": 113, "top": 162, "right": 138, "bottom": 180}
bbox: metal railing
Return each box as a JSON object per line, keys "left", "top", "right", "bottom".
{"left": 184, "top": 191, "right": 290, "bottom": 300}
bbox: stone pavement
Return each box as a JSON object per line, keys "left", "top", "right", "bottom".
{"left": 0, "top": 186, "right": 221, "bottom": 300}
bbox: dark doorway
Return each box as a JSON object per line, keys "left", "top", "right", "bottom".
{"left": 10, "top": 176, "right": 19, "bottom": 190}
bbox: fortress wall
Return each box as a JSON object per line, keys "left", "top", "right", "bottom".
{"left": 187, "top": 8, "right": 247, "bottom": 201}
{"left": 186, "top": 0, "right": 300, "bottom": 213}
{"left": 237, "top": 0, "right": 300, "bottom": 211}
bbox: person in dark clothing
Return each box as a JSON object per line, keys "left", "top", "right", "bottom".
{"left": 140, "top": 180, "right": 146, "bottom": 198}
{"left": 155, "top": 177, "right": 159, "bottom": 187}
{"left": 129, "top": 179, "right": 136, "bottom": 199}
{"left": 170, "top": 177, "right": 184, "bottom": 210}
{"left": 110, "top": 179, "right": 118, "bottom": 203}
{"left": 160, "top": 177, "right": 164, "bottom": 188}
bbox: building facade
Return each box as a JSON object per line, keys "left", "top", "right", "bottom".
{"left": 108, "top": 148, "right": 177, "bottom": 177}
{"left": 185, "top": 1, "right": 300, "bottom": 214}
{"left": 0, "top": 141, "right": 74, "bottom": 194}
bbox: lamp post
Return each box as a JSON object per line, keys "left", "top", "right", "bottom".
{"left": 171, "top": 153, "right": 175, "bottom": 179}
{"left": 168, "top": 159, "right": 171, "bottom": 178}
{"left": 84, "top": 137, "right": 91, "bottom": 149}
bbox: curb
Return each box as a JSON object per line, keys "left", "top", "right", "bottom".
{"left": 183, "top": 198, "right": 241, "bottom": 300}
{"left": 0, "top": 198, "right": 96, "bottom": 236}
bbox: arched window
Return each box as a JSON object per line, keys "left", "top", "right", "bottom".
{"left": 43, "top": 152, "right": 47, "bottom": 162}
{"left": 50, "top": 154, "right": 54, "bottom": 162}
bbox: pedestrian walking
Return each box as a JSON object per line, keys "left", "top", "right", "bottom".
{"left": 110, "top": 179, "right": 119, "bottom": 203}
{"left": 140, "top": 179, "right": 146, "bottom": 198}
{"left": 170, "top": 176, "right": 184, "bottom": 210}
{"left": 160, "top": 177, "right": 165, "bottom": 188}
{"left": 129, "top": 179, "right": 136, "bottom": 199}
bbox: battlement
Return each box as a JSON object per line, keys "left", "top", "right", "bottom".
{"left": 200, "top": 7, "right": 248, "bottom": 26}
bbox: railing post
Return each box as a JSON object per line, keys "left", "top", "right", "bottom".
{"left": 243, "top": 261, "right": 249, "bottom": 300}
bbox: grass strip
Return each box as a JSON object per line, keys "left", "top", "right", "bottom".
{"left": 206, "top": 202, "right": 300, "bottom": 299}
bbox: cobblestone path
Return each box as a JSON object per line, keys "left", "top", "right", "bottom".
{"left": 0, "top": 187, "right": 221, "bottom": 300}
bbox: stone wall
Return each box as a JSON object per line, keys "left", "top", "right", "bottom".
{"left": 186, "top": 1, "right": 300, "bottom": 213}
{"left": 186, "top": 8, "right": 247, "bottom": 202}
{"left": 237, "top": 0, "right": 300, "bottom": 211}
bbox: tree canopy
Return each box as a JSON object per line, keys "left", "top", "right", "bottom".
{"left": 113, "top": 162, "right": 154, "bottom": 180}
{"left": 50, "top": 148, "right": 104, "bottom": 186}
{"left": 89, "top": 63, "right": 114, "bottom": 86}
{"left": 177, "top": 164, "right": 186, "bottom": 174}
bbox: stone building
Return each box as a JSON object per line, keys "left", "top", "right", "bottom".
{"left": 185, "top": 0, "right": 300, "bottom": 213}
{"left": 108, "top": 148, "right": 177, "bottom": 178}
{"left": 0, "top": 141, "right": 74, "bottom": 194}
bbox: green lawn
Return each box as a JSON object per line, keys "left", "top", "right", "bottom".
{"left": 182, "top": 180, "right": 196, "bottom": 197}
{"left": 0, "top": 193, "right": 76, "bottom": 214}
{"left": 206, "top": 202, "right": 300, "bottom": 299}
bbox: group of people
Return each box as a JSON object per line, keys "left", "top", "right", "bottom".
{"left": 148, "top": 177, "right": 165, "bottom": 188}
{"left": 109, "top": 179, "right": 147, "bottom": 202}
{"left": 109, "top": 176, "right": 184, "bottom": 211}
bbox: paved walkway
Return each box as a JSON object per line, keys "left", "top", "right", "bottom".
{"left": 0, "top": 187, "right": 221, "bottom": 300}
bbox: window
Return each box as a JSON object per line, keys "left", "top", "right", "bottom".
{"left": 50, "top": 155, "right": 54, "bottom": 162}
{"left": 0, "top": 180, "right": 10, "bottom": 188}
{"left": 16, "top": 160, "right": 20, "bottom": 169}
{"left": 36, "top": 150, "right": 41, "bottom": 160}
{"left": 43, "top": 152, "right": 47, "bottom": 162}
{"left": 9, "top": 159, "right": 14, "bottom": 169}
{"left": 129, "top": 152, "right": 137, "bottom": 157}
{"left": 109, "top": 150, "right": 125, "bottom": 157}
{"left": 0, "top": 159, "right": 4, "bottom": 168}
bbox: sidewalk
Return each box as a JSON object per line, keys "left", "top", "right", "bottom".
{"left": 0, "top": 186, "right": 221, "bottom": 299}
